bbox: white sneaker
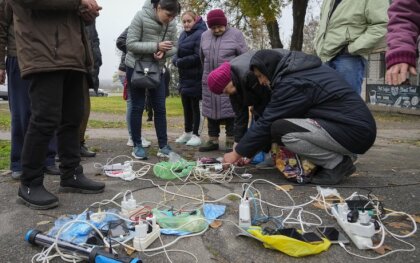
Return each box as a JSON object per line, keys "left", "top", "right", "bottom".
{"left": 186, "top": 135, "right": 201, "bottom": 146}
{"left": 126, "top": 138, "right": 134, "bottom": 147}
{"left": 175, "top": 132, "right": 192, "bottom": 144}
{"left": 142, "top": 136, "right": 151, "bottom": 148}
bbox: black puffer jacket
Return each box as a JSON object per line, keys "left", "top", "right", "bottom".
{"left": 116, "top": 27, "right": 128, "bottom": 72}
{"left": 85, "top": 21, "right": 102, "bottom": 91}
{"left": 235, "top": 49, "right": 377, "bottom": 158}
{"left": 172, "top": 17, "right": 207, "bottom": 98}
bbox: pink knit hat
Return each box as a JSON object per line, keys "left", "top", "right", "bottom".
{"left": 206, "top": 9, "right": 227, "bottom": 28}
{"left": 208, "top": 62, "right": 231, "bottom": 95}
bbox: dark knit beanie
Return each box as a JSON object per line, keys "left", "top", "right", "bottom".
{"left": 206, "top": 9, "right": 227, "bottom": 28}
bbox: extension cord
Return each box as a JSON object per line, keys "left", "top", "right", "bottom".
{"left": 332, "top": 204, "right": 376, "bottom": 249}
{"left": 133, "top": 225, "right": 161, "bottom": 251}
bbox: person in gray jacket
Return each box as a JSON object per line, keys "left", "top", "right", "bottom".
{"left": 199, "top": 8, "right": 248, "bottom": 152}
{"left": 125, "top": 0, "right": 179, "bottom": 160}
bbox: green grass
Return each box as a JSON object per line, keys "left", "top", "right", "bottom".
{"left": 91, "top": 95, "right": 183, "bottom": 117}
{"left": 0, "top": 140, "right": 10, "bottom": 170}
{"left": 0, "top": 106, "right": 10, "bottom": 130}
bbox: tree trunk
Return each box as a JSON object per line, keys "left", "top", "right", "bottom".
{"left": 266, "top": 20, "right": 283, "bottom": 48}
{"left": 290, "top": 0, "right": 309, "bottom": 51}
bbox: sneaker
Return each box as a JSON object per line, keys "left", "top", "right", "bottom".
{"left": 255, "top": 156, "right": 275, "bottom": 169}
{"left": 11, "top": 171, "right": 22, "bottom": 180}
{"left": 142, "top": 136, "right": 151, "bottom": 148}
{"left": 127, "top": 138, "right": 134, "bottom": 147}
{"left": 198, "top": 139, "right": 219, "bottom": 152}
{"left": 157, "top": 145, "right": 174, "bottom": 158}
{"left": 132, "top": 145, "right": 147, "bottom": 160}
{"left": 18, "top": 178, "right": 59, "bottom": 209}
{"left": 311, "top": 156, "right": 356, "bottom": 185}
{"left": 175, "top": 132, "right": 192, "bottom": 144}
{"left": 186, "top": 135, "right": 201, "bottom": 146}
{"left": 60, "top": 168, "right": 105, "bottom": 194}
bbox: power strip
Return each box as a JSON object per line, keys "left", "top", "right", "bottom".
{"left": 133, "top": 225, "right": 161, "bottom": 251}
{"left": 332, "top": 203, "right": 376, "bottom": 249}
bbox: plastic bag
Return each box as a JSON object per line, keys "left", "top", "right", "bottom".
{"left": 247, "top": 226, "right": 331, "bottom": 257}
{"left": 152, "top": 208, "right": 208, "bottom": 233}
{"left": 153, "top": 160, "right": 196, "bottom": 180}
{"left": 274, "top": 146, "right": 317, "bottom": 183}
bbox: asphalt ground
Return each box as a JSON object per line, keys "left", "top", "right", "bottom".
{"left": 0, "top": 116, "right": 419, "bottom": 263}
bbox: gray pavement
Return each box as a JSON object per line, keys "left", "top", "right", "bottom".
{"left": 0, "top": 118, "right": 419, "bottom": 263}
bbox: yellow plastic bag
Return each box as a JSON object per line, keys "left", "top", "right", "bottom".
{"left": 247, "top": 227, "right": 331, "bottom": 257}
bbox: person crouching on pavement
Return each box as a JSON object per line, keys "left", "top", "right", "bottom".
{"left": 207, "top": 49, "right": 377, "bottom": 185}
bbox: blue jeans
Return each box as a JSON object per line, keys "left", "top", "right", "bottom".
{"left": 120, "top": 74, "right": 132, "bottom": 137}
{"left": 127, "top": 67, "right": 167, "bottom": 148}
{"left": 326, "top": 54, "right": 366, "bottom": 95}
{"left": 6, "top": 57, "right": 57, "bottom": 172}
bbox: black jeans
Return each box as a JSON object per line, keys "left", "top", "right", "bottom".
{"left": 181, "top": 95, "right": 201, "bottom": 136}
{"left": 207, "top": 117, "right": 234, "bottom": 138}
{"left": 21, "top": 71, "right": 84, "bottom": 184}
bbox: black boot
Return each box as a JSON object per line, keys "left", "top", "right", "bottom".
{"left": 311, "top": 156, "right": 356, "bottom": 185}
{"left": 44, "top": 164, "right": 61, "bottom": 175}
{"left": 18, "top": 177, "right": 59, "bottom": 209}
{"left": 60, "top": 166, "right": 105, "bottom": 194}
{"left": 80, "top": 143, "right": 96, "bottom": 157}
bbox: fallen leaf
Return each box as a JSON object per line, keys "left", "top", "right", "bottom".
{"left": 276, "top": 185, "right": 294, "bottom": 192}
{"left": 312, "top": 202, "right": 328, "bottom": 210}
{"left": 124, "top": 246, "right": 135, "bottom": 256}
{"left": 372, "top": 244, "right": 392, "bottom": 255}
{"left": 210, "top": 220, "right": 222, "bottom": 229}
{"left": 411, "top": 214, "right": 420, "bottom": 224}
{"left": 36, "top": 220, "right": 51, "bottom": 226}
{"left": 401, "top": 230, "right": 412, "bottom": 235}
{"left": 387, "top": 222, "right": 412, "bottom": 229}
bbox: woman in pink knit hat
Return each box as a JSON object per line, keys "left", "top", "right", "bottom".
{"left": 198, "top": 8, "right": 248, "bottom": 152}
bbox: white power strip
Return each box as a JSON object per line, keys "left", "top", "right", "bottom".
{"left": 133, "top": 225, "right": 161, "bottom": 251}
{"left": 332, "top": 204, "right": 376, "bottom": 249}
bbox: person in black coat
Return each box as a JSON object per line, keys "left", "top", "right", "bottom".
{"left": 172, "top": 11, "right": 207, "bottom": 146}
{"left": 207, "top": 49, "right": 377, "bottom": 185}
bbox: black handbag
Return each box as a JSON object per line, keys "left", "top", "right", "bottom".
{"left": 131, "top": 60, "right": 161, "bottom": 90}
{"left": 130, "top": 24, "right": 169, "bottom": 90}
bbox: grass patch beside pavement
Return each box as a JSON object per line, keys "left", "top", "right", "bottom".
{"left": 0, "top": 140, "right": 10, "bottom": 170}
{"left": 91, "top": 95, "right": 183, "bottom": 117}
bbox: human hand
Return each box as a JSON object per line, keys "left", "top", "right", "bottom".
{"left": 386, "top": 63, "right": 417, "bottom": 85}
{"left": 0, "top": 69, "right": 5, "bottom": 85}
{"left": 80, "top": 0, "right": 100, "bottom": 12}
{"left": 79, "top": 0, "right": 102, "bottom": 22}
{"left": 158, "top": 41, "right": 173, "bottom": 52}
{"left": 222, "top": 150, "right": 242, "bottom": 169}
{"left": 235, "top": 157, "right": 252, "bottom": 167}
{"left": 154, "top": 51, "right": 165, "bottom": 60}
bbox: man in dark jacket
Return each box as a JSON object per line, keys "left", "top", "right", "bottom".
{"left": 8, "top": 0, "right": 105, "bottom": 209}
{"left": 0, "top": 0, "right": 60, "bottom": 179}
{"left": 208, "top": 49, "right": 377, "bottom": 185}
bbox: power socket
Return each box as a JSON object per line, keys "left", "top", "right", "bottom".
{"left": 332, "top": 203, "right": 376, "bottom": 249}
{"left": 133, "top": 225, "right": 161, "bottom": 251}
